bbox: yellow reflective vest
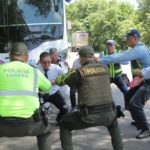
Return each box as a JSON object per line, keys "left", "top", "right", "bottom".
{"left": 102, "top": 51, "right": 122, "bottom": 78}
{"left": 0, "top": 61, "right": 51, "bottom": 118}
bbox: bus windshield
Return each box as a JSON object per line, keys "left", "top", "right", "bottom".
{"left": 0, "top": 0, "right": 64, "bottom": 53}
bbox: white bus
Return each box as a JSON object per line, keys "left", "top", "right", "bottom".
{"left": 0, "top": 0, "right": 68, "bottom": 64}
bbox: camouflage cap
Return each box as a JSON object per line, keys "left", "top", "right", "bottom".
{"left": 10, "top": 42, "right": 28, "bottom": 55}
{"left": 78, "top": 46, "right": 94, "bottom": 57}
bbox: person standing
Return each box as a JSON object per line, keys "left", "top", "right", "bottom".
{"left": 100, "top": 30, "right": 150, "bottom": 107}
{"left": 38, "top": 52, "right": 68, "bottom": 122}
{"left": 53, "top": 46, "right": 123, "bottom": 150}
{"left": 102, "top": 40, "right": 129, "bottom": 107}
{"left": 0, "top": 42, "right": 52, "bottom": 150}
{"left": 100, "top": 29, "right": 150, "bottom": 138}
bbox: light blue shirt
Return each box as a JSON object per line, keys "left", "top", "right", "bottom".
{"left": 100, "top": 50, "right": 129, "bottom": 65}
{"left": 101, "top": 42, "right": 150, "bottom": 69}
{"left": 142, "top": 67, "right": 150, "bottom": 80}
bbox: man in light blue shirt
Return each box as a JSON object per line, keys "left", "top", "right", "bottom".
{"left": 100, "top": 29, "right": 150, "bottom": 68}
{"left": 100, "top": 29, "right": 150, "bottom": 139}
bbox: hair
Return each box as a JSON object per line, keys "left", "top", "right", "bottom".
{"left": 40, "top": 52, "right": 50, "bottom": 60}
{"left": 49, "top": 48, "right": 57, "bottom": 55}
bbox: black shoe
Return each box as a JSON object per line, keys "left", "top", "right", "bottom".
{"left": 136, "top": 129, "right": 150, "bottom": 139}
{"left": 131, "top": 121, "right": 136, "bottom": 126}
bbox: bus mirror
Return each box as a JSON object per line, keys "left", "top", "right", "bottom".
{"left": 54, "top": 0, "right": 59, "bottom": 12}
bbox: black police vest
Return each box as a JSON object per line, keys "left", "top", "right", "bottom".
{"left": 77, "top": 63, "right": 113, "bottom": 107}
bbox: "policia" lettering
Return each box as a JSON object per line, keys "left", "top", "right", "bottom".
{"left": 86, "top": 67, "right": 106, "bottom": 75}
{"left": 3, "top": 69, "right": 29, "bottom": 78}
{"left": 3, "top": 69, "right": 29, "bottom": 74}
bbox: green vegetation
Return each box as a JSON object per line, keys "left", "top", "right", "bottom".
{"left": 66, "top": 0, "right": 150, "bottom": 51}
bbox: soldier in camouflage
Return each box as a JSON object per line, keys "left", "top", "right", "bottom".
{"left": 54, "top": 46, "right": 123, "bottom": 150}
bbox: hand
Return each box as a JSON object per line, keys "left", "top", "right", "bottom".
{"left": 51, "top": 80, "right": 56, "bottom": 85}
{"left": 94, "top": 56, "right": 100, "bottom": 63}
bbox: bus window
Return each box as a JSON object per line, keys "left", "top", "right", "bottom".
{"left": 0, "top": 0, "right": 63, "bottom": 52}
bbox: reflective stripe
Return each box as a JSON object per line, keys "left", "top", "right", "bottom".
{"left": 0, "top": 91, "right": 38, "bottom": 97}
{"left": 109, "top": 64, "right": 122, "bottom": 78}
{"left": 109, "top": 64, "right": 115, "bottom": 78}
{"left": 0, "top": 68, "right": 38, "bottom": 97}
{"left": 33, "top": 68, "right": 38, "bottom": 93}
{"left": 115, "top": 69, "right": 122, "bottom": 73}
{"left": 112, "top": 64, "right": 115, "bottom": 78}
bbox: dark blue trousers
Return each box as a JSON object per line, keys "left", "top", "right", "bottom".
{"left": 111, "top": 76, "right": 129, "bottom": 94}
{"left": 129, "top": 84, "right": 150, "bottom": 130}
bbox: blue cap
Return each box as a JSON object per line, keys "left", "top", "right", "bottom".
{"left": 106, "top": 40, "right": 116, "bottom": 46}
{"left": 124, "top": 29, "right": 141, "bottom": 38}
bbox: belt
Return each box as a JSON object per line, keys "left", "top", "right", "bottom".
{"left": 79, "top": 104, "right": 113, "bottom": 115}
{"left": 0, "top": 116, "right": 34, "bottom": 125}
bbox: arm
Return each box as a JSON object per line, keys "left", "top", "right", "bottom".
{"left": 142, "top": 67, "right": 150, "bottom": 80}
{"left": 101, "top": 47, "right": 144, "bottom": 64}
{"left": 55, "top": 69, "right": 81, "bottom": 87}
{"left": 37, "top": 69, "right": 52, "bottom": 92}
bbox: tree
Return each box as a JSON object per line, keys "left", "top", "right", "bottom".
{"left": 136, "top": 0, "right": 150, "bottom": 46}
{"left": 66, "top": 0, "right": 139, "bottom": 51}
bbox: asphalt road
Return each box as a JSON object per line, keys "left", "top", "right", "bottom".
{"left": 0, "top": 51, "right": 150, "bottom": 150}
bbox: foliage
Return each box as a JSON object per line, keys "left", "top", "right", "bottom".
{"left": 137, "top": 0, "right": 150, "bottom": 45}
{"left": 66, "top": 0, "right": 150, "bottom": 51}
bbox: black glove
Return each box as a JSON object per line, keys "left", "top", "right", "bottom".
{"left": 116, "top": 105, "right": 125, "bottom": 118}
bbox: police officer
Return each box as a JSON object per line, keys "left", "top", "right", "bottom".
{"left": 102, "top": 40, "right": 129, "bottom": 106}
{"left": 53, "top": 46, "right": 123, "bottom": 150}
{"left": 100, "top": 30, "right": 150, "bottom": 109}
{"left": 100, "top": 29, "right": 150, "bottom": 138}
{"left": 0, "top": 42, "right": 52, "bottom": 150}
{"left": 128, "top": 67, "right": 150, "bottom": 139}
